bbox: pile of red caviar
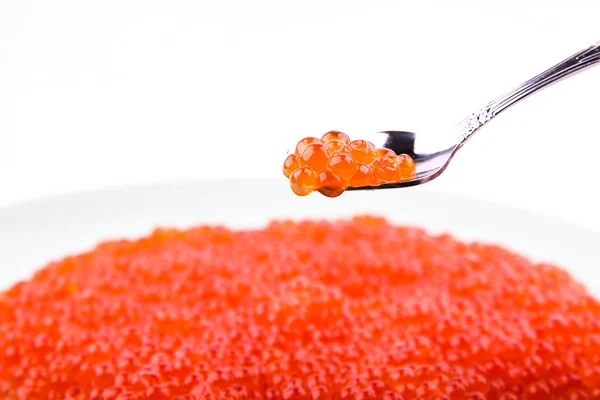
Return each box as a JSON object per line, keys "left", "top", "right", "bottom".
{"left": 283, "top": 131, "right": 417, "bottom": 197}
{"left": 1, "top": 216, "right": 600, "bottom": 399}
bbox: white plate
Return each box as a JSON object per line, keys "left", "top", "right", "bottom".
{"left": 1, "top": 179, "right": 599, "bottom": 296}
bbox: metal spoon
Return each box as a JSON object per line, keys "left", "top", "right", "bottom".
{"left": 347, "top": 40, "right": 600, "bottom": 191}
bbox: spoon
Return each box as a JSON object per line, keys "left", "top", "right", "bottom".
{"left": 347, "top": 40, "right": 600, "bottom": 191}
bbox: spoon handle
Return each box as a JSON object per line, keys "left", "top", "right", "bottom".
{"left": 456, "top": 41, "right": 600, "bottom": 145}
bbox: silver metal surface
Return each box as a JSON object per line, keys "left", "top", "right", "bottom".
{"left": 348, "top": 40, "right": 600, "bottom": 191}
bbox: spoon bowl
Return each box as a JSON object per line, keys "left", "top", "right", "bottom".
{"left": 347, "top": 130, "right": 458, "bottom": 190}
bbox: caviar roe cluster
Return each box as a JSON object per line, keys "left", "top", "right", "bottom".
{"left": 2, "top": 217, "right": 600, "bottom": 400}
{"left": 282, "top": 131, "right": 417, "bottom": 197}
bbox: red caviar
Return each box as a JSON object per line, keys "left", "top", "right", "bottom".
{"left": 284, "top": 131, "right": 417, "bottom": 197}
{"left": 1, "top": 216, "right": 599, "bottom": 399}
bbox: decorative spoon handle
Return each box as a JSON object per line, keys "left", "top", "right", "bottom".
{"left": 457, "top": 41, "right": 600, "bottom": 145}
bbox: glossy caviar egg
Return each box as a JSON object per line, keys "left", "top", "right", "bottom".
{"left": 289, "top": 167, "right": 317, "bottom": 196}
{"left": 396, "top": 153, "right": 417, "bottom": 181}
{"left": 348, "top": 163, "right": 375, "bottom": 187}
{"left": 374, "top": 148, "right": 397, "bottom": 158}
{"left": 348, "top": 140, "right": 376, "bottom": 164}
{"left": 282, "top": 154, "right": 300, "bottom": 178}
{"left": 325, "top": 140, "right": 349, "bottom": 155}
{"left": 373, "top": 155, "right": 401, "bottom": 184}
{"left": 295, "top": 137, "right": 321, "bottom": 155}
{"left": 300, "top": 143, "right": 331, "bottom": 172}
{"left": 321, "top": 130, "right": 351, "bottom": 144}
{"left": 317, "top": 169, "right": 346, "bottom": 198}
{"left": 327, "top": 154, "right": 358, "bottom": 181}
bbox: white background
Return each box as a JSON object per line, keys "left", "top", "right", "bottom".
{"left": 1, "top": 1, "right": 599, "bottom": 230}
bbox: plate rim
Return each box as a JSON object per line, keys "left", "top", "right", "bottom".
{"left": 1, "top": 177, "right": 597, "bottom": 238}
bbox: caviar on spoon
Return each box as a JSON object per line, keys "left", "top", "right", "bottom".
{"left": 283, "top": 131, "right": 417, "bottom": 198}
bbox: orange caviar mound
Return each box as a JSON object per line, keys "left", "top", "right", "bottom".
{"left": 284, "top": 131, "right": 417, "bottom": 197}
{"left": 1, "top": 217, "right": 600, "bottom": 399}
